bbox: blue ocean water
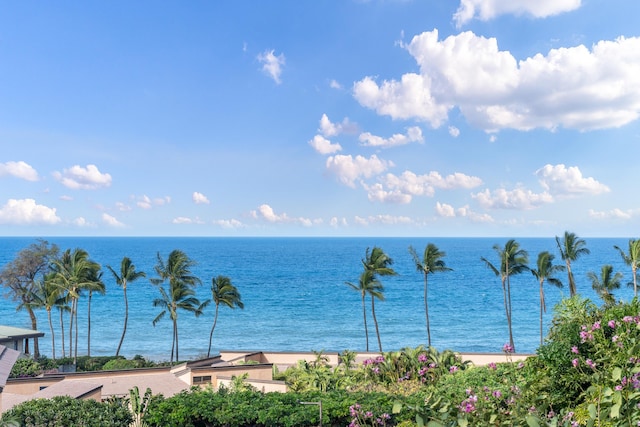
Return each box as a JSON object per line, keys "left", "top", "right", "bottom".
{"left": 0, "top": 237, "right": 635, "bottom": 361}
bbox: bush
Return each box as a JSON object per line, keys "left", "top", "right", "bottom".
{"left": 9, "top": 358, "right": 42, "bottom": 378}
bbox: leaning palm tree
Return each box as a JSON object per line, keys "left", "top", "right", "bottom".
{"left": 151, "top": 249, "right": 204, "bottom": 364}
{"left": 556, "top": 231, "right": 590, "bottom": 297}
{"left": 346, "top": 269, "right": 380, "bottom": 352}
{"left": 107, "top": 257, "right": 147, "bottom": 357}
{"left": 362, "top": 246, "right": 397, "bottom": 353}
{"left": 207, "top": 275, "right": 244, "bottom": 357}
{"left": 613, "top": 239, "right": 640, "bottom": 297}
{"left": 531, "top": 251, "right": 564, "bottom": 346}
{"left": 409, "top": 243, "right": 452, "bottom": 346}
{"left": 588, "top": 264, "right": 623, "bottom": 306}
{"left": 481, "top": 239, "right": 529, "bottom": 352}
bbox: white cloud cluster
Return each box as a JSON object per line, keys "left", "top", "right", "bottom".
{"left": 172, "top": 216, "right": 205, "bottom": 225}
{"left": 454, "top": 0, "right": 582, "bottom": 27}
{"left": 435, "top": 202, "right": 494, "bottom": 223}
{"left": 136, "top": 195, "right": 171, "bottom": 209}
{"left": 588, "top": 208, "right": 636, "bottom": 220}
{"left": 257, "top": 49, "right": 285, "bottom": 84}
{"left": 319, "top": 114, "right": 357, "bottom": 137}
{"left": 325, "top": 154, "right": 392, "bottom": 187}
{"left": 53, "top": 164, "right": 112, "bottom": 190}
{"left": 309, "top": 135, "right": 342, "bottom": 155}
{"left": 0, "top": 161, "right": 39, "bottom": 181}
{"left": 354, "top": 214, "right": 413, "bottom": 226}
{"left": 250, "top": 204, "right": 316, "bottom": 227}
{"left": 535, "top": 164, "right": 610, "bottom": 196}
{"left": 0, "top": 198, "right": 61, "bottom": 225}
{"left": 368, "top": 171, "right": 483, "bottom": 203}
{"left": 472, "top": 188, "right": 553, "bottom": 210}
{"left": 354, "top": 30, "right": 640, "bottom": 132}
{"left": 102, "top": 213, "right": 125, "bottom": 227}
{"left": 359, "top": 126, "right": 423, "bottom": 148}
{"left": 192, "top": 192, "right": 210, "bottom": 204}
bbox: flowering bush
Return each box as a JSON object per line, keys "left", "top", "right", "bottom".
{"left": 349, "top": 403, "right": 391, "bottom": 427}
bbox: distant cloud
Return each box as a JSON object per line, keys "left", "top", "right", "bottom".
{"left": 72, "top": 217, "right": 93, "bottom": 227}
{"left": 354, "top": 29, "right": 640, "bottom": 132}
{"left": 53, "top": 164, "right": 112, "bottom": 190}
{"left": 472, "top": 188, "right": 553, "bottom": 210}
{"left": 60, "top": 195, "right": 73, "bottom": 201}
{"left": 435, "top": 202, "right": 494, "bottom": 222}
{"left": 319, "top": 114, "right": 357, "bottom": 137}
{"left": 325, "top": 154, "right": 392, "bottom": 187}
{"left": 448, "top": 126, "right": 460, "bottom": 137}
{"left": 589, "top": 208, "right": 635, "bottom": 220}
{"left": 0, "top": 198, "right": 61, "bottom": 225}
{"left": 213, "top": 218, "right": 245, "bottom": 229}
{"left": 329, "top": 216, "right": 348, "bottom": 227}
{"left": 359, "top": 126, "right": 423, "bottom": 148}
{"left": 250, "top": 204, "right": 315, "bottom": 226}
{"left": 309, "top": 135, "right": 342, "bottom": 155}
{"left": 257, "top": 49, "right": 285, "bottom": 84}
{"left": 0, "top": 161, "right": 39, "bottom": 181}
{"left": 329, "top": 79, "right": 342, "bottom": 89}
{"left": 535, "top": 164, "right": 610, "bottom": 196}
{"left": 136, "top": 195, "right": 171, "bottom": 209}
{"left": 454, "top": 0, "right": 582, "bottom": 27}
{"left": 354, "top": 214, "right": 413, "bottom": 226}
{"left": 192, "top": 191, "right": 210, "bottom": 204}
{"left": 102, "top": 213, "right": 125, "bottom": 227}
{"left": 172, "top": 216, "right": 205, "bottom": 224}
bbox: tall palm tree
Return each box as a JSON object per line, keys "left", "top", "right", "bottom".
{"left": 556, "top": 231, "right": 590, "bottom": 297}
{"left": 481, "top": 239, "right": 529, "bottom": 352}
{"left": 409, "top": 244, "right": 452, "bottom": 347}
{"left": 362, "top": 246, "right": 397, "bottom": 353}
{"left": 85, "top": 269, "right": 105, "bottom": 358}
{"left": 107, "top": 257, "right": 147, "bottom": 357}
{"left": 33, "top": 273, "right": 66, "bottom": 360}
{"left": 531, "top": 251, "right": 564, "bottom": 346}
{"left": 151, "top": 249, "right": 204, "bottom": 364}
{"left": 207, "top": 275, "right": 244, "bottom": 357}
{"left": 588, "top": 264, "right": 623, "bottom": 306}
{"left": 346, "top": 269, "right": 381, "bottom": 352}
{"left": 613, "top": 239, "right": 640, "bottom": 297}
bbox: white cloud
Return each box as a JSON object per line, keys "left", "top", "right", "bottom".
{"left": 329, "top": 79, "right": 342, "bottom": 90}
{"left": 213, "top": 218, "right": 245, "bottom": 229}
{"left": 435, "top": 202, "right": 456, "bottom": 217}
{"left": 116, "top": 202, "right": 132, "bottom": 211}
{"left": 318, "top": 114, "right": 357, "bottom": 137}
{"left": 330, "top": 217, "right": 348, "bottom": 227}
{"left": 535, "top": 164, "right": 610, "bottom": 196}
{"left": 354, "top": 214, "right": 413, "bottom": 226}
{"left": 53, "top": 164, "right": 112, "bottom": 190}
{"left": 454, "top": 0, "right": 582, "bottom": 27}
{"left": 250, "top": 204, "right": 314, "bottom": 226}
{"left": 136, "top": 195, "right": 171, "bottom": 209}
{"left": 0, "top": 161, "right": 39, "bottom": 181}
{"left": 589, "top": 208, "right": 634, "bottom": 220}
{"left": 60, "top": 195, "right": 73, "bottom": 201}
{"left": 325, "top": 154, "right": 391, "bottom": 187}
{"left": 359, "top": 126, "right": 423, "bottom": 148}
{"left": 192, "top": 192, "right": 210, "bottom": 204}
{"left": 257, "top": 49, "right": 285, "bottom": 84}
{"left": 448, "top": 126, "right": 460, "bottom": 137}
{"left": 309, "top": 135, "right": 342, "bottom": 155}
{"left": 102, "top": 213, "right": 125, "bottom": 227}
{"left": 355, "top": 29, "right": 640, "bottom": 132}
{"left": 172, "top": 216, "right": 205, "bottom": 224}
{"left": 0, "top": 198, "right": 61, "bottom": 225}
{"left": 72, "top": 217, "right": 93, "bottom": 227}
{"left": 436, "top": 202, "right": 494, "bottom": 222}
{"left": 369, "top": 170, "right": 483, "bottom": 203}
{"left": 472, "top": 187, "right": 553, "bottom": 210}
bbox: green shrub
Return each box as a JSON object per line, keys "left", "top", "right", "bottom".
{"left": 9, "top": 358, "right": 42, "bottom": 378}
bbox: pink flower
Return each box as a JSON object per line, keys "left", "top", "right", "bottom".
{"left": 502, "top": 343, "right": 514, "bottom": 354}
{"left": 608, "top": 320, "right": 616, "bottom": 328}
{"left": 449, "top": 365, "right": 459, "bottom": 373}
{"left": 592, "top": 321, "right": 601, "bottom": 330}
{"left": 572, "top": 358, "right": 579, "bottom": 368}
{"left": 586, "top": 359, "right": 596, "bottom": 369}
{"left": 488, "top": 362, "right": 497, "bottom": 370}
{"left": 571, "top": 346, "right": 579, "bottom": 354}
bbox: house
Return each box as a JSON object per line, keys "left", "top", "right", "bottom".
{"left": 0, "top": 325, "right": 44, "bottom": 356}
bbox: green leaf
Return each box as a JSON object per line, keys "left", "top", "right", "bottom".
{"left": 457, "top": 418, "right": 468, "bottom": 427}
{"left": 612, "top": 366, "right": 622, "bottom": 381}
{"left": 610, "top": 402, "right": 621, "bottom": 419}
{"left": 392, "top": 402, "right": 403, "bottom": 414}
{"left": 588, "top": 403, "right": 597, "bottom": 419}
{"left": 525, "top": 415, "right": 541, "bottom": 427}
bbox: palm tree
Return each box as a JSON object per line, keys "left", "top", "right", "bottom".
{"left": 409, "top": 243, "right": 452, "bottom": 346}
{"left": 613, "top": 239, "right": 640, "bottom": 297}
{"left": 34, "top": 273, "right": 66, "bottom": 360}
{"left": 207, "top": 275, "right": 244, "bottom": 357}
{"left": 481, "top": 239, "right": 529, "bottom": 352}
{"left": 85, "top": 269, "right": 105, "bottom": 358}
{"left": 151, "top": 249, "right": 204, "bottom": 364}
{"left": 107, "top": 257, "right": 147, "bottom": 357}
{"left": 531, "top": 251, "right": 564, "bottom": 346}
{"left": 588, "top": 264, "right": 623, "bottom": 306}
{"left": 346, "top": 269, "right": 380, "bottom": 352}
{"left": 362, "top": 246, "right": 397, "bottom": 353}
{"left": 556, "top": 231, "right": 590, "bottom": 297}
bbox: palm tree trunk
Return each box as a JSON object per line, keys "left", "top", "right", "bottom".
{"left": 506, "top": 274, "right": 515, "bottom": 352}
{"left": 74, "top": 298, "right": 79, "bottom": 364}
{"left": 174, "top": 319, "right": 179, "bottom": 363}
{"left": 633, "top": 265, "right": 637, "bottom": 297}
{"left": 87, "top": 291, "right": 92, "bottom": 357}
{"left": 69, "top": 299, "right": 74, "bottom": 360}
{"left": 207, "top": 304, "right": 220, "bottom": 357}
{"left": 27, "top": 307, "right": 40, "bottom": 358}
{"left": 424, "top": 273, "right": 431, "bottom": 347}
{"left": 501, "top": 277, "right": 511, "bottom": 349}
{"left": 116, "top": 285, "right": 128, "bottom": 357}
{"left": 539, "top": 279, "right": 545, "bottom": 347}
{"left": 170, "top": 322, "right": 175, "bottom": 364}
{"left": 60, "top": 308, "right": 66, "bottom": 358}
{"left": 48, "top": 308, "right": 56, "bottom": 361}
{"left": 566, "top": 261, "right": 576, "bottom": 296}
{"left": 370, "top": 296, "right": 383, "bottom": 353}
{"left": 361, "top": 294, "right": 369, "bottom": 352}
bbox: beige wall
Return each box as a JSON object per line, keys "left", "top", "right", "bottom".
{"left": 3, "top": 377, "right": 62, "bottom": 395}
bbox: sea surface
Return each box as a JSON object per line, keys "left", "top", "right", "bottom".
{"left": 0, "top": 237, "right": 636, "bottom": 361}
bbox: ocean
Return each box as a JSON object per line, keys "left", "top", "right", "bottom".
{"left": 0, "top": 236, "right": 635, "bottom": 361}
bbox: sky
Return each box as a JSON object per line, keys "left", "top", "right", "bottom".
{"left": 1, "top": 0, "right": 640, "bottom": 237}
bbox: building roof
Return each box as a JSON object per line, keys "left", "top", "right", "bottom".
{"left": 0, "top": 345, "right": 20, "bottom": 388}
{"left": 0, "top": 325, "right": 44, "bottom": 342}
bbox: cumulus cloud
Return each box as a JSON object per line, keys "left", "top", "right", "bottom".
{"left": 0, "top": 161, "right": 39, "bottom": 181}
{"left": 359, "top": 126, "right": 424, "bottom": 148}
{"left": 329, "top": 79, "right": 342, "bottom": 90}
{"left": 250, "top": 204, "right": 315, "bottom": 226}
{"left": 589, "top": 208, "right": 635, "bottom": 220}
{"left": 102, "top": 213, "right": 125, "bottom": 227}
{"left": 72, "top": 217, "right": 92, "bottom": 227}
{"left": 0, "top": 198, "right": 61, "bottom": 225}
{"left": 192, "top": 192, "right": 210, "bottom": 204}
{"left": 454, "top": 0, "right": 582, "bottom": 27}
{"left": 53, "top": 164, "right": 112, "bottom": 190}
{"left": 318, "top": 114, "right": 357, "bottom": 137}
{"left": 535, "top": 164, "right": 610, "bottom": 196}
{"left": 330, "top": 217, "right": 348, "bottom": 227}
{"left": 354, "top": 29, "right": 640, "bottom": 132}
{"left": 213, "top": 218, "right": 245, "bottom": 229}
{"left": 449, "top": 126, "right": 460, "bottom": 137}
{"left": 472, "top": 187, "right": 553, "bottom": 210}
{"left": 257, "top": 49, "right": 285, "bottom": 84}
{"left": 435, "top": 202, "right": 494, "bottom": 222}
{"left": 309, "top": 135, "right": 342, "bottom": 155}
{"left": 136, "top": 195, "right": 171, "bottom": 209}
{"left": 325, "top": 154, "right": 391, "bottom": 187}
{"left": 368, "top": 170, "right": 483, "bottom": 203}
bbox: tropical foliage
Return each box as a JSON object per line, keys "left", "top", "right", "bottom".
{"left": 556, "top": 231, "right": 590, "bottom": 297}
{"left": 207, "top": 275, "right": 244, "bottom": 357}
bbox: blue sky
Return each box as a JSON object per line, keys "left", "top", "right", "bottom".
{"left": 1, "top": 0, "right": 639, "bottom": 237}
